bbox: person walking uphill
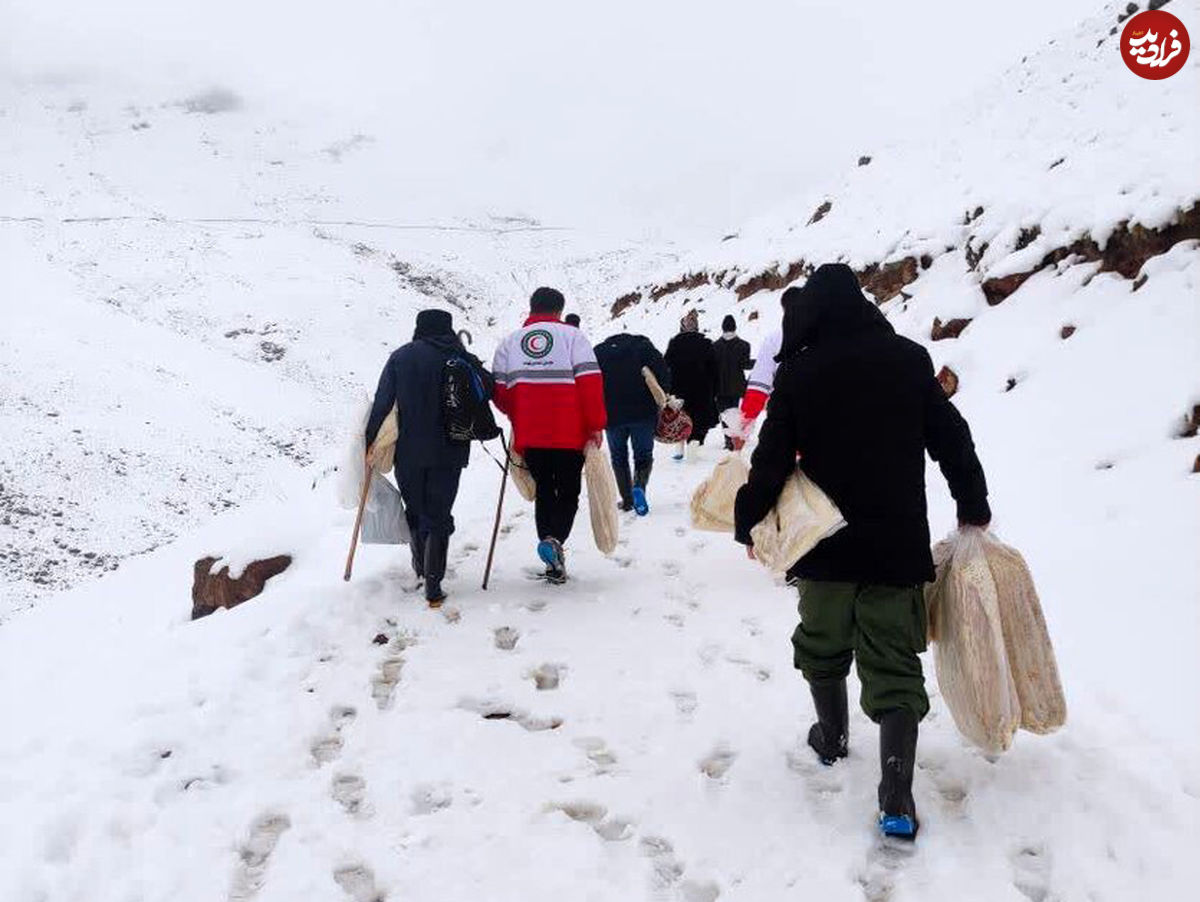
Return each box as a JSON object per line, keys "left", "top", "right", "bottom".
{"left": 664, "top": 308, "right": 718, "bottom": 458}
{"left": 492, "top": 287, "right": 607, "bottom": 583}
{"left": 733, "top": 263, "right": 991, "bottom": 841}
{"left": 595, "top": 331, "right": 670, "bottom": 515}
{"left": 365, "top": 308, "right": 494, "bottom": 608}
{"left": 712, "top": 315, "right": 752, "bottom": 450}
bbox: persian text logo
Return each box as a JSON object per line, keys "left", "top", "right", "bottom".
{"left": 521, "top": 328, "right": 554, "bottom": 359}
{"left": 1121, "top": 9, "right": 1190, "bottom": 79}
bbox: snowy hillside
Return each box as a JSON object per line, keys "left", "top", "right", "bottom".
{"left": 0, "top": 84, "right": 676, "bottom": 616}
{"left": 1, "top": 1, "right": 1199, "bottom": 901}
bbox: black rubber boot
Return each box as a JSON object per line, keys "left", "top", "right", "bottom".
{"left": 613, "top": 465, "right": 635, "bottom": 512}
{"left": 409, "top": 532, "right": 426, "bottom": 580}
{"left": 807, "top": 680, "right": 849, "bottom": 765}
{"left": 423, "top": 534, "right": 449, "bottom": 607}
{"left": 877, "top": 708, "right": 920, "bottom": 840}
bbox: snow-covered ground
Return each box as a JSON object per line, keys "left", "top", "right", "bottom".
{"left": 2, "top": 0, "right": 1198, "bottom": 899}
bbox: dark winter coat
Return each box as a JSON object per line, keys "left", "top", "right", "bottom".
{"left": 734, "top": 263, "right": 991, "bottom": 586}
{"left": 712, "top": 334, "right": 752, "bottom": 398}
{"left": 664, "top": 331, "right": 719, "bottom": 430}
{"left": 594, "top": 333, "right": 670, "bottom": 426}
{"left": 365, "top": 316, "right": 494, "bottom": 471}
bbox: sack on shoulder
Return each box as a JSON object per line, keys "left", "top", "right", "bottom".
{"left": 442, "top": 356, "right": 500, "bottom": 443}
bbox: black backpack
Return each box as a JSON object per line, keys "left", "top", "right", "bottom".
{"left": 442, "top": 356, "right": 500, "bottom": 443}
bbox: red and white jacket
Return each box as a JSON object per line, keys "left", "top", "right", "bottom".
{"left": 492, "top": 315, "right": 607, "bottom": 453}
{"left": 740, "top": 327, "right": 783, "bottom": 420}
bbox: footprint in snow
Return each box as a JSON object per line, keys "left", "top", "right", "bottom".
{"left": 333, "top": 862, "right": 385, "bottom": 902}
{"left": 640, "top": 835, "right": 685, "bottom": 889}
{"left": 530, "top": 662, "right": 565, "bottom": 690}
{"left": 661, "top": 561, "right": 681, "bottom": 577}
{"left": 670, "top": 689, "right": 698, "bottom": 718}
{"left": 229, "top": 813, "right": 290, "bottom": 901}
{"left": 493, "top": 626, "right": 520, "bottom": 651}
{"left": 574, "top": 736, "right": 617, "bottom": 773}
{"left": 857, "top": 836, "right": 915, "bottom": 902}
{"left": 724, "top": 653, "right": 771, "bottom": 682}
{"left": 1010, "top": 845, "right": 1051, "bottom": 902}
{"left": 547, "top": 800, "right": 634, "bottom": 842}
{"left": 311, "top": 705, "right": 357, "bottom": 767}
{"left": 664, "top": 612, "right": 686, "bottom": 628}
{"left": 461, "top": 697, "right": 562, "bottom": 732}
{"left": 699, "top": 745, "right": 737, "bottom": 780}
{"left": 371, "top": 656, "right": 405, "bottom": 710}
{"left": 680, "top": 879, "right": 722, "bottom": 902}
{"left": 331, "top": 773, "right": 370, "bottom": 817}
{"left": 524, "top": 598, "right": 548, "bottom": 613}
{"left": 410, "top": 782, "right": 454, "bottom": 816}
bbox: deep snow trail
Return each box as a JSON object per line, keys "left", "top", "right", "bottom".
{"left": 0, "top": 440, "right": 1195, "bottom": 902}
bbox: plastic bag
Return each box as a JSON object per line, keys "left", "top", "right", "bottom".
{"left": 690, "top": 453, "right": 750, "bottom": 532}
{"left": 361, "top": 473, "right": 410, "bottom": 545}
{"left": 749, "top": 468, "right": 846, "bottom": 573}
{"left": 926, "top": 528, "right": 1022, "bottom": 753}
{"left": 584, "top": 442, "right": 619, "bottom": 554}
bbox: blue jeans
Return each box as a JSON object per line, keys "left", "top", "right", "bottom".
{"left": 606, "top": 418, "right": 656, "bottom": 484}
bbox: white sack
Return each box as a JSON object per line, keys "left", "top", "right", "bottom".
{"left": 584, "top": 442, "right": 620, "bottom": 555}
{"left": 749, "top": 468, "right": 846, "bottom": 574}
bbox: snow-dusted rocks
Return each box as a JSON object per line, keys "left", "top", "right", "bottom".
{"left": 191, "top": 554, "right": 292, "bottom": 620}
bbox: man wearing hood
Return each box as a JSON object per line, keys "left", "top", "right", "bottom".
{"left": 733, "top": 264, "right": 991, "bottom": 840}
{"left": 366, "top": 308, "right": 494, "bottom": 607}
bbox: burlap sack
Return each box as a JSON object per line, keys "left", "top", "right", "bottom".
{"left": 508, "top": 440, "right": 537, "bottom": 502}
{"left": 690, "top": 454, "right": 750, "bottom": 532}
{"left": 584, "top": 443, "right": 620, "bottom": 554}
{"left": 749, "top": 469, "right": 846, "bottom": 574}
{"left": 927, "top": 528, "right": 1022, "bottom": 754}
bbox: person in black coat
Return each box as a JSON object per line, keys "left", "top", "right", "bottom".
{"left": 664, "top": 308, "right": 719, "bottom": 454}
{"left": 733, "top": 263, "right": 991, "bottom": 839}
{"left": 712, "top": 314, "right": 752, "bottom": 449}
{"left": 594, "top": 332, "right": 670, "bottom": 514}
{"left": 366, "top": 308, "right": 493, "bottom": 605}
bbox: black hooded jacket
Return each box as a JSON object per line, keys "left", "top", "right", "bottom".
{"left": 365, "top": 310, "right": 494, "bottom": 471}
{"left": 594, "top": 332, "right": 671, "bottom": 426}
{"left": 664, "top": 331, "right": 719, "bottom": 430}
{"left": 733, "top": 264, "right": 991, "bottom": 586}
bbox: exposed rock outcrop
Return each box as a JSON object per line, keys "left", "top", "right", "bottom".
{"left": 192, "top": 554, "right": 292, "bottom": 620}
{"left": 857, "top": 257, "right": 920, "bottom": 303}
{"left": 936, "top": 366, "right": 959, "bottom": 398}
{"left": 931, "top": 317, "right": 973, "bottom": 341}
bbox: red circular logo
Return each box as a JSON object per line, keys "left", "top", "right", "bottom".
{"left": 1121, "top": 9, "right": 1190, "bottom": 80}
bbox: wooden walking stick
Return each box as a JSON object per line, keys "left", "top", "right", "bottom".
{"left": 343, "top": 453, "right": 373, "bottom": 581}
{"left": 482, "top": 434, "right": 512, "bottom": 590}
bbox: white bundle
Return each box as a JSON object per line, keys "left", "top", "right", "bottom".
{"left": 689, "top": 453, "right": 750, "bottom": 532}
{"left": 583, "top": 442, "right": 620, "bottom": 555}
{"left": 748, "top": 468, "right": 845, "bottom": 574}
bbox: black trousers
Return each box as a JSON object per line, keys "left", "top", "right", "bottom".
{"left": 523, "top": 448, "right": 585, "bottom": 543}
{"left": 395, "top": 464, "right": 463, "bottom": 542}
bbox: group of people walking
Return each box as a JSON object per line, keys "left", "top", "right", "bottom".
{"left": 363, "top": 264, "right": 991, "bottom": 842}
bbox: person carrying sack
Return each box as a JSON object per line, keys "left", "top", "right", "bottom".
{"left": 594, "top": 331, "right": 670, "bottom": 515}
{"left": 733, "top": 264, "right": 991, "bottom": 841}
{"left": 491, "top": 287, "right": 607, "bottom": 584}
{"left": 664, "top": 308, "right": 719, "bottom": 458}
{"left": 712, "top": 315, "right": 752, "bottom": 450}
{"left": 365, "top": 309, "right": 494, "bottom": 607}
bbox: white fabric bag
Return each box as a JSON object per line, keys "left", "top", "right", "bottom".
{"left": 689, "top": 453, "right": 750, "bottom": 532}
{"left": 508, "top": 439, "right": 537, "bottom": 502}
{"left": 926, "top": 528, "right": 1022, "bottom": 753}
{"left": 584, "top": 442, "right": 620, "bottom": 554}
{"left": 748, "top": 468, "right": 846, "bottom": 573}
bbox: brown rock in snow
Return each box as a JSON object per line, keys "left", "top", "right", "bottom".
{"left": 191, "top": 554, "right": 292, "bottom": 620}
{"left": 931, "top": 317, "right": 973, "bottom": 341}
{"left": 936, "top": 366, "right": 959, "bottom": 398}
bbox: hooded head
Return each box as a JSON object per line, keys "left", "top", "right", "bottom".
{"left": 413, "top": 308, "right": 454, "bottom": 340}
{"left": 721, "top": 314, "right": 736, "bottom": 333}
{"left": 680, "top": 309, "right": 700, "bottom": 333}
{"left": 564, "top": 313, "right": 581, "bottom": 327}
{"left": 775, "top": 263, "right": 892, "bottom": 361}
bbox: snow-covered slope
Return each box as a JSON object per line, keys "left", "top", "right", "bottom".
{"left": 1, "top": 2, "right": 1199, "bottom": 901}
{"left": 0, "top": 84, "right": 675, "bottom": 617}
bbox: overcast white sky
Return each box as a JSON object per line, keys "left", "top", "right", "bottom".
{"left": 2, "top": 0, "right": 1107, "bottom": 237}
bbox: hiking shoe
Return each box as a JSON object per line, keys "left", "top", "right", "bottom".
{"left": 537, "top": 537, "right": 566, "bottom": 583}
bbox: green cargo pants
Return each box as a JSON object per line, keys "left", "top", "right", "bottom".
{"left": 791, "top": 579, "right": 930, "bottom": 722}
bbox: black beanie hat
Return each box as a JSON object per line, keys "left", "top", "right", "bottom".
{"left": 530, "top": 286, "right": 566, "bottom": 314}
{"left": 722, "top": 314, "right": 736, "bottom": 332}
{"left": 413, "top": 308, "right": 453, "bottom": 338}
